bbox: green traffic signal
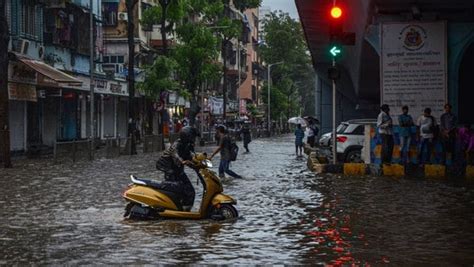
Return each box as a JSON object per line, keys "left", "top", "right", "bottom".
{"left": 330, "top": 46, "right": 341, "bottom": 57}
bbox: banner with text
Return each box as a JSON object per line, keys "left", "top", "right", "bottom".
{"left": 381, "top": 22, "right": 447, "bottom": 122}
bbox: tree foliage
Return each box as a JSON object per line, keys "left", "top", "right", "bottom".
{"left": 174, "top": 23, "right": 221, "bottom": 93}
{"left": 260, "top": 11, "right": 315, "bottom": 118}
{"left": 139, "top": 0, "right": 263, "bottom": 125}
{"left": 233, "top": 0, "right": 261, "bottom": 12}
{"left": 139, "top": 56, "right": 181, "bottom": 98}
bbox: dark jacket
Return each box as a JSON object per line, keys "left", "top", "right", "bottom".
{"left": 156, "top": 139, "right": 194, "bottom": 178}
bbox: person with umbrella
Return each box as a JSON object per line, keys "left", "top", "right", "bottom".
{"left": 295, "top": 124, "right": 305, "bottom": 157}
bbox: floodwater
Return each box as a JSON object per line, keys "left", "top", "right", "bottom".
{"left": 0, "top": 136, "right": 473, "bottom": 265}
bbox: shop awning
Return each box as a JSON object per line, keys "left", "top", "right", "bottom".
{"left": 18, "top": 57, "right": 82, "bottom": 86}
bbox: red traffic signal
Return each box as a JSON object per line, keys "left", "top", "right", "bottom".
{"left": 330, "top": 6, "right": 342, "bottom": 19}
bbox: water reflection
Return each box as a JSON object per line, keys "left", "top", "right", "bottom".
{"left": 0, "top": 136, "right": 473, "bottom": 265}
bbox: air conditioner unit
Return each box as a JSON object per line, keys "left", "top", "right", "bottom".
{"left": 118, "top": 12, "right": 128, "bottom": 21}
{"left": 20, "top": 39, "right": 30, "bottom": 54}
{"left": 102, "top": 64, "right": 115, "bottom": 73}
{"left": 117, "top": 64, "right": 124, "bottom": 74}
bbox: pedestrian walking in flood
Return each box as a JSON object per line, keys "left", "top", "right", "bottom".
{"left": 377, "top": 104, "right": 394, "bottom": 164}
{"left": 295, "top": 124, "right": 305, "bottom": 157}
{"left": 417, "top": 108, "right": 437, "bottom": 165}
{"left": 398, "top": 106, "right": 414, "bottom": 164}
{"left": 241, "top": 122, "right": 252, "bottom": 153}
{"left": 306, "top": 121, "right": 319, "bottom": 148}
{"left": 440, "top": 103, "right": 457, "bottom": 164}
{"left": 209, "top": 125, "right": 242, "bottom": 179}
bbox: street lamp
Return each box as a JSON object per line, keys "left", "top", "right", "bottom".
{"left": 267, "top": 61, "right": 284, "bottom": 134}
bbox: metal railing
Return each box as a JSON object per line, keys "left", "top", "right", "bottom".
{"left": 53, "top": 139, "right": 92, "bottom": 162}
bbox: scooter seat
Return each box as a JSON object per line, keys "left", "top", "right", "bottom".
{"left": 133, "top": 177, "right": 184, "bottom": 210}
{"left": 137, "top": 178, "right": 163, "bottom": 190}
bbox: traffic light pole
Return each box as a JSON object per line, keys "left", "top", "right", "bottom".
{"left": 332, "top": 57, "right": 337, "bottom": 164}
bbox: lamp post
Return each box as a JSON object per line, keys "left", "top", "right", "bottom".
{"left": 267, "top": 61, "right": 284, "bottom": 134}
{"left": 89, "top": 0, "right": 95, "bottom": 160}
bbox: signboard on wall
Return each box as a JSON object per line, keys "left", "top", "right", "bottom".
{"left": 381, "top": 22, "right": 447, "bottom": 121}
{"left": 209, "top": 97, "right": 224, "bottom": 115}
{"left": 8, "top": 83, "right": 37, "bottom": 102}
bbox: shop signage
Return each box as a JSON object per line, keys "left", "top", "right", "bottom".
{"left": 71, "top": 75, "right": 128, "bottom": 96}
{"left": 8, "top": 83, "right": 37, "bottom": 102}
{"left": 93, "top": 79, "right": 108, "bottom": 91}
{"left": 168, "top": 92, "right": 177, "bottom": 104}
{"left": 381, "top": 22, "right": 447, "bottom": 122}
{"left": 209, "top": 97, "right": 224, "bottom": 115}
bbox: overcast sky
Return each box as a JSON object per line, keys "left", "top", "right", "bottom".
{"left": 262, "top": 0, "right": 299, "bottom": 19}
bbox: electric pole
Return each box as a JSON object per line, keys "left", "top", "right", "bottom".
{"left": 126, "top": 0, "right": 137, "bottom": 155}
{"left": 0, "top": 1, "right": 12, "bottom": 168}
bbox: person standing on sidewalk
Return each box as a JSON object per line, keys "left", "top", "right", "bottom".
{"left": 209, "top": 125, "right": 242, "bottom": 179}
{"left": 377, "top": 104, "right": 394, "bottom": 164}
{"left": 295, "top": 124, "right": 305, "bottom": 157}
{"left": 417, "top": 108, "right": 436, "bottom": 165}
{"left": 398, "top": 106, "right": 414, "bottom": 164}
{"left": 440, "top": 104, "right": 457, "bottom": 164}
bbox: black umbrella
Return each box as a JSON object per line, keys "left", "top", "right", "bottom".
{"left": 304, "top": 116, "right": 320, "bottom": 124}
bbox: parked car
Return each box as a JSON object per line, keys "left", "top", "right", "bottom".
{"left": 319, "top": 119, "right": 376, "bottom": 163}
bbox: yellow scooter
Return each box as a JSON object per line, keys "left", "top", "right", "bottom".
{"left": 122, "top": 153, "right": 238, "bottom": 220}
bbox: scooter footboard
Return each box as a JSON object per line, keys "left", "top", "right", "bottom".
{"left": 211, "top": 193, "right": 237, "bottom": 206}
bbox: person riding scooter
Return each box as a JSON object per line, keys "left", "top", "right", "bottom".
{"left": 155, "top": 126, "right": 199, "bottom": 211}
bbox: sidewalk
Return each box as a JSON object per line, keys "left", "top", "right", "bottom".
{"left": 304, "top": 145, "right": 474, "bottom": 180}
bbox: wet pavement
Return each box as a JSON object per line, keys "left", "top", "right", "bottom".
{"left": 1, "top": 135, "right": 474, "bottom": 265}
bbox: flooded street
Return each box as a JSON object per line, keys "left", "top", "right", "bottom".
{"left": 1, "top": 135, "right": 474, "bottom": 265}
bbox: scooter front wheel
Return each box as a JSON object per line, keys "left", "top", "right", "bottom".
{"left": 212, "top": 204, "right": 239, "bottom": 220}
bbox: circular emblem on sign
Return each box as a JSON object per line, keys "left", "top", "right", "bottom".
{"left": 399, "top": 25, "right": 427, "bottom": 51}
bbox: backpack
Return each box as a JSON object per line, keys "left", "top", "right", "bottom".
{"left": 228, "top": 138, "right": 239, "bottom": 161}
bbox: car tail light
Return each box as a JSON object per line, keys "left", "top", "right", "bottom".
{"left": 336, "top": 136, "right": 347, "bottom": 143}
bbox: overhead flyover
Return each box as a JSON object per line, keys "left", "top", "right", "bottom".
{"left": 296, "top": 0, "right": 474, "bottom": 125}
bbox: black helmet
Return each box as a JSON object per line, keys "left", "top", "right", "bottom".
{"left": 179, "top": 126, "right": 199, "bottom": 143}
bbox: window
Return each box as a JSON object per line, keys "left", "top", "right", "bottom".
{"left": 337, "top": 123, "right": 349, "bottom": 134}
{"left": 21, "top": 0, "right": 37, "bottom": 37}
{"left": 6, "top": 0, "right": 11, "bottom": 33}
{"left": 102, "top": 2, "right": 118, "bottom": 26}
{"left": 351, "top": 125, "right": 365, "bottom": 135}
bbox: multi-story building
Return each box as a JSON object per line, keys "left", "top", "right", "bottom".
{"left": 238, "top": 8, "right": 261, "bottom": 113}
{"left": 6, "top": 0, "right": 129, "bottom": 154}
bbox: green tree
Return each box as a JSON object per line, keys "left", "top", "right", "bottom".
{"left": 139, "top": 56, "right": 181, "bottom": 98}
{"left": 233, "top": 0, "right": 261, "bottom": 11}
{"left": 174, "top": 22, "right": 222, "bottom": 125}
{"left": 140, "top": 0, "right": 187, "bottom": 136}
{"left": 141, "top": 0, "right": 186, "bottom": 55}
{"left": 260, "top": 11, "right": 315, "bottom": 120}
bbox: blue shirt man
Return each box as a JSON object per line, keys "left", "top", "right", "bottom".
{"left": 294, "top": 124, "right": 305, "bottom": 156}
{"left": 398, "top": 106, "right": 414, "bottom": 163}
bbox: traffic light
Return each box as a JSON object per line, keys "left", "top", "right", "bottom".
{"left": 330, "top": 6, "right": 342, "bottom": 19}
{"left": 328, "top": 5, "right": 355, "bottom": 51}
{"left": 329, "top": 6, "right": 343, "bottom": 43}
